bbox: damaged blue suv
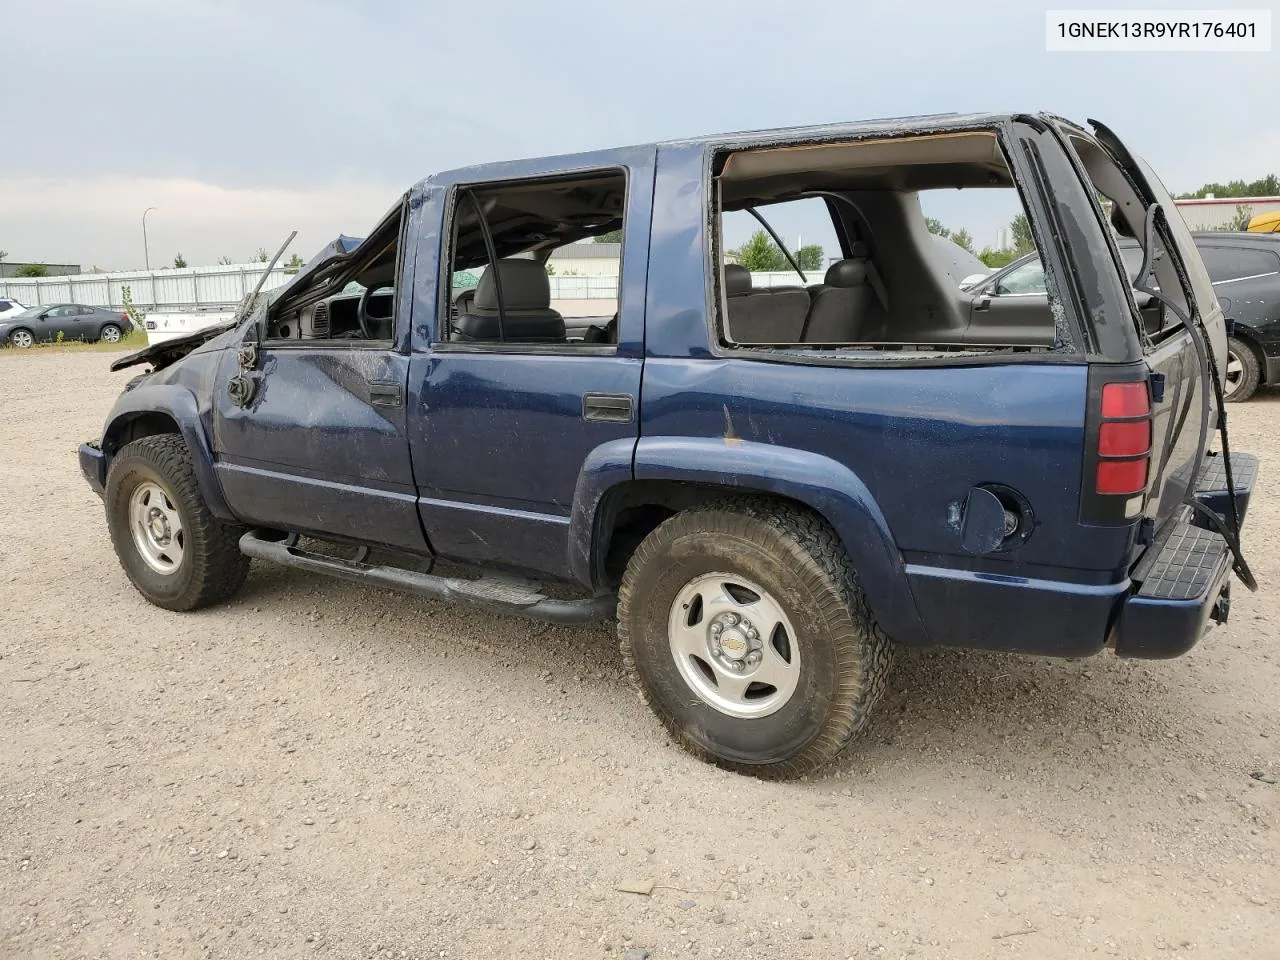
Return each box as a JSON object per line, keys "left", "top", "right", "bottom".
{"left": 80, "top": 114, "right": 1257, "bottom": 778}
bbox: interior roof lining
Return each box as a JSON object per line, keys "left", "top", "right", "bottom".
{"left": 717, "top": 131, "right": 1013, "bottom": 199}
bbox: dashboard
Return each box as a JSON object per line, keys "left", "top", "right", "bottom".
{"left": 271, "top": 288, "right": 394, "bottom": 341}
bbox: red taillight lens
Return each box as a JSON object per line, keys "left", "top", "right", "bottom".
{"left": 1101, "top": 382, "right": 1150, "bottom": 418}
{"left": 1097, "top": 458, "right": 1148, "bottom": 495}
{"left": 1098, "top": 420, "right": 1151, "bottom": 456}
{"left": 1095, "top": 379, "right": 1153, "bottom": 498}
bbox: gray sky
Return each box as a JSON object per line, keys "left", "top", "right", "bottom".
{"left": 2, "top": 0, "right": 1277, "bottom": 269}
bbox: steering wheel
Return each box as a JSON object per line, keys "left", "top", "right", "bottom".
{"left": 357, "top": 285, "right": 376, "bottom": 340}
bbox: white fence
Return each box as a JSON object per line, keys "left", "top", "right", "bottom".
{"left": 0, "top": 262, "right": 295, "bottom": 313}
{"left": 0, "top": 263, "right": 821, "bottom": 315}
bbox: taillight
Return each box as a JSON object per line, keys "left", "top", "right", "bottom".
{"left": 1100, "top": 382, "right": 1149, "bottom": 419}
{"left": 1095, "top": 381, "right": 1152, "bottom": 501}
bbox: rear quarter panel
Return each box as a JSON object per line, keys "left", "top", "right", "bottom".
{"left": 641, "top": 358, "right": 1126, "bottom": 574}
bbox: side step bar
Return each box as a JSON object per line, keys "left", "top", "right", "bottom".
{"left": 239, "top": 531, "right": 617, "bottom": 624}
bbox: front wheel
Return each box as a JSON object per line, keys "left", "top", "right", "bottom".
{"left": 617, "top": 499, "right": 893, "bottom": 779}
{"left": 99, "top": 323, "right": 123, "bottom": 344}
{"left": 105, "top": 434, "right": 249, "bottom": 611}
{"left": 1223, "top": 336, "right": 1260, "bottom": 403}
{"left": 8, "top": 328, "right": 34, "bottom": 349}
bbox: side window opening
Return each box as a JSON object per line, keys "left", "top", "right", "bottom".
{"left": 266, "top": 207, "right": 404, "bottom": 344}
{"left": 443, "top": 170, "right": 627, "bottom": 346}
{"left": 711, "top": 131, "right": 1063, "bottom": 355}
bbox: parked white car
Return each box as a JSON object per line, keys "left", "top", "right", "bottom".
{"left": 0, "top": 298, "right": 26, "bottom": 321}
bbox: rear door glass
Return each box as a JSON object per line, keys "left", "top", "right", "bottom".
{"left": 1198, "top": 246, "right": 1280, "bottom": 283}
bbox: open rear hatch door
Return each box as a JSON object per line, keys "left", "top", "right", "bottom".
{"left": 1086, "top": 119, "right": 1229, "bottom": 529}
{"left": 1073, "top": 120, "right": 1256, "bottom": 657}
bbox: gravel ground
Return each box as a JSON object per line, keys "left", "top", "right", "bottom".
{"left": 1, "top": 350, "right": 1277, "bottom": 960}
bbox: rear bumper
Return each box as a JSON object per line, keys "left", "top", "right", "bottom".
{"left": 1112, "top": 521, "right": 1233, "bottom": 658}
{"left": 907, "top": 450, "right": 1256, "bottom": 660}
{"left": 1112, "top": 450, "right": 1256, "bottom": 659}
{"left": 79, "top": 441, "right": 106, "bottom": 497}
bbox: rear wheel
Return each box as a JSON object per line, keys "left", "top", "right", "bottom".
{"left": 617, "top": 499, "right": 893, "bottom": 779}
{"left": 99, "top": 323, "right": 123, "bottom": 344}
{"left": 105, "top": 434, "right": 249, "bottom": 611}
{"left": 7, "top": 328, "right": 33, "bottom": 349}
{"left": 1223, "top": 336, "right": 1261, "bottom": 403}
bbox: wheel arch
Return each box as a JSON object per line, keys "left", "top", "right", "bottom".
{"left": 1228, "top": 326, "right": 1267, "bottom": 382}
{"left": 572, "top": 437, "right": 930, "bottom": 647}
{"left": 5, "top": 326, "right": 35, "bottom": 345}
{"left": 102, "top": 385, "right": 234, "bottom": 520}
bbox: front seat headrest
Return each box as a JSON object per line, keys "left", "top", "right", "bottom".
{"left": 724, "top": 264, "right": 752, "bottom": 296}
{"left": 474, "top": 259, "right": 552, "bottom": 311}
{"left": 825, "top": 259, "right": 868, "bottom": 288}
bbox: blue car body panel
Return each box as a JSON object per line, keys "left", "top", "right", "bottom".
{"left": 78, "top": 112, "right": 1251, "bottom": 662}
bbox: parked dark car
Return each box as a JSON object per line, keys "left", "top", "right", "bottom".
{"left": 1, "top": 303, "right": 132, "bottom": 348}
{"left": 1191, "top": 233, "right": 1280, "bottom": 401}
{"left": 974, "top": 232, "right": 1280, "bottom": 400}
{"left": 79, "top": 113, "right": 1255, "bottom": 779}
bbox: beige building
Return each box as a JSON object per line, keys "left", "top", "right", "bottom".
{"left": 1175, "top": 196, "right": 1280, "bottom": 232}
{"left": 547, "top": 242, "right": 621, "bottom": 276}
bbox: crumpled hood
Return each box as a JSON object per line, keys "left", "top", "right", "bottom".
{"left": 108, "top": 234, "right": 366, "bottom": 373}
{"left": 261, "top": 234, "right": 365, "bottom": 308}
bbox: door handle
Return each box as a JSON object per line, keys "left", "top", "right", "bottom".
{"left": 583, "top": 393, "right": 633, "bottom": 423}
{"left": 368, "top": 380, "right": 403, "bottom": 407}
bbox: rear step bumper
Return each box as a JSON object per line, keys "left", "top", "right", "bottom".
{"left": 1191, "top": 450, "right": 1258, "bottom": 529}
{"left": 1113, "top": 451, "right": 1256, "bottom": 659}
{"left": 239, "top": 531, "right": 617, "bottom": 624}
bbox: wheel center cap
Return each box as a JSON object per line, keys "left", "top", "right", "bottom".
{"left": 148, "top": 512, "right": 169, "bottom": 540}
{"left": 718, "top": 629, "right": 748, "bottom": 659}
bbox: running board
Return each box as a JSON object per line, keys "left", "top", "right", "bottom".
{"left": 238, "top": 531, "right": 616, "bottom": 624}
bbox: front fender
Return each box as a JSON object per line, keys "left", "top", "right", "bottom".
{"left": 597, "top": 436, "right": 930, "bottom": 646}
{"left": 101, "top": 383, "right": 233, "bottom": 520}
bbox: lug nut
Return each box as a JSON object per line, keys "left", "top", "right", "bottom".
{"left": 747, "top": 651, "right": 761, "bottom": 666}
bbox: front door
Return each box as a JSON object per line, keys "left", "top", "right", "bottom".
{"left": 43, "top": 305, "right": 80, "bottom": 341}
{"left": 210, "top": 200, "right": 424, "bottom": 553}
{"left": 212, "top": 341, "right": 421, "bottom": 551}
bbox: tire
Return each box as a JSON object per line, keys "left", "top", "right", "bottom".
{"left": 1223, "top": 336, "right": 1260, "bottom": 403}
{"left": 617, "top": 498, "right": 893, "bottom": 779}
{"left": 7, "top": 328, "right": 34, "bottom": 349}
{"left": 105, "top": 434, "right": 249, "bottom": 611}
{"left": 99, "top": 323, "right": 123, "bottom": 344}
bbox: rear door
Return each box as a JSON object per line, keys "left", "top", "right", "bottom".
{"left": 1085, "top": 121, "right": 1226, "bottom": 526}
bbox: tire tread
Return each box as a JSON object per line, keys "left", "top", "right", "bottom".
{"left": 106, "top": 434, "right": 248, "bottom": 611}
{"left": 618, "top": 497, "right": 892, "bottom": 779}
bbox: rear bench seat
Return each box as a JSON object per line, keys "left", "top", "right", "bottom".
{"left": 723, "top": 264, "right": 810, "bottom": 343}
{"left": 724, "top": 253, "right": 880, "bottom": 345}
